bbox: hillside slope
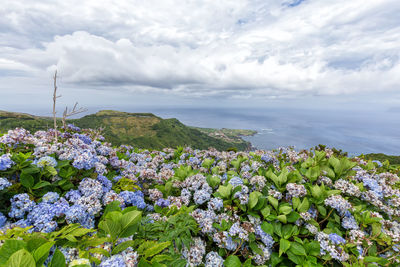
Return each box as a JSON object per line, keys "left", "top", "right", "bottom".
{"left": 0, "top": 110, "right": 251, "bottom": 151}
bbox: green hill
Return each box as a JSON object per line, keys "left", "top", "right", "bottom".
{"left": 0, "top": 110, "right": 252, "bottom": 151}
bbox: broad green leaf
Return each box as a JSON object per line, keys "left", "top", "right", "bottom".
{"left": 249, "top": 191, "right": 262, "bottom": 209}
{"left": 26, "top": 237, "right": 47, "bottom": 252}
{"left": 20, "top": 172, "right": 34, "bottom": 188}
{"left": 279, "top": 205, "right": 292, "bottom": 215}
{"left": 120, "top": 210, "right": 142, "bottom": 230}
{"left": 45, "top": 166, "right": 58, "bottom": 176}
{"left": 289, "top": 242, "right": 307, "bottom": 256}
{"left": 98, "top": 219, "right": 121, "bottom": 241}
{"left": 279, "top": 239, "right": 291, "bottom": 256}
{"left": 217, "top": 184, "right": 232, "bottom": 199}
{"left": 143, "top": 241, "right": 171, "bottom": 259}
{"left": 304, "top": 241, "right": 320, "bottom": 256}
{"left": 112, "top": 240, "right": 139, "bottom": 255}
{"left": 261, "top": 222, "right": 274, "bottom": 235}
{"left": 6, "top": 249, "right": 35, "bottom": 267}
{"left": 277, "top": 215, "right": 287, "bottom": 224}
{"left": 224, "top": 255, "right": 241, "bottom": 267}
{"left": 261, "top": 206, "right": 270, "bottom": 218}
{"left": 32, "top": 181, "right": 51, "bottom": 189}
{"left": 297, "top": 198, "right": 310, "bottom": 213}
{"left": 150, "top": 255, "right": 173, "bottom": 263}
{"left": 33, "top": 241, "right": 55, "bottom": 266}
{"left": 49, "top": 249, "right": 66, "bottom": 267}
{"left": 268, "top": 196, "right": 279, "bottom": 210}
{"left": 0, "top": 240, "right": 26, "bottom": 264}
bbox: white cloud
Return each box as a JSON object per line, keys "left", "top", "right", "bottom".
{"left": 0, "top": 0, "right": 399, "bottom": 100}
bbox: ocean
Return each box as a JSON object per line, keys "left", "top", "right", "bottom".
{"left": 135, "top": 107, "right": 400, "bottom": 156}
{"left": 17, "top": 105, "right": 400, "bottom": 156}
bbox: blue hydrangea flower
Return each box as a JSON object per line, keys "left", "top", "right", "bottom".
{"left": 342, "top": 212, "right": 358, "bottom": 230}
{"left": 194, "top": 189, "right": 211, "bottom": 205}
{"left": 65, "top": 204, "right": 94, "bottom": 228}
{"left": 36, "top": 156, "right": 57, "bottom": 168}
{"left": 255, "top": 225, "right": 275, "bottom": 248}
{"left": 155, "top": 198, "right": 170, "bottom": 208}
{"left": 0, "top": 154, "right": 14, "bottom": 170}
{"left": 363, "top": 178, "right": 383, "bottom": 198}
{"left": 78, "top": 178, "right": 103, "bottom": 199}
{"left": 72, "top": 150, "right": 98, "bottom": 170}
{"left": 73, "top": 133, "right": 92, "bottom": 144}
{"left": 329, "top": 233, "right": 346, "bottom": 245}
{"left": 9, "top": 193, "right": 35, "bottom": 219}
{"left": 119, "top": 191, "right": 146, "bottom": 209}
{"left": 97, "top": 175, "right": 112, "bottom": 193}
{"left": 207, "top": 197, "right": 223, "bottom": 211}
{"left": 261, "top": 154, "right": 274, "bottom": 163}
{"left": 42, "top": 192, "right": 59, "bottom": 203}
{"left": 67, "top": 124, "right": 81, "bottom": 132}
{"left": 99, "top": 255, "right": 126, "bottom": 267}
{"left": 0, "top": 177, "right": 12, "bottom": 190}
{"left": 0, "top": 212, "right": 7, "bottom": 228}
{"left": 65, "top": 190, "right": 82, "bottom": 203}
{"left": 228, "top": 176, "right": 243, "bottom": 187}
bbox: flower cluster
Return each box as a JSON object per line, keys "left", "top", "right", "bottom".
{"left": 0, "top": 153, "right": 14, "bottom": 171}
{"left": 0, "top": 126, "right": 399, "bottom": 266}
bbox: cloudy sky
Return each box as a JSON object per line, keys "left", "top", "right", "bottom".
{"left": 1, "top": 0, "right": 400, "bottom": 114}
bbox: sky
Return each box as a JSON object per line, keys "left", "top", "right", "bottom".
{"left": 0, "top": 0, "right": 400, "bottom": 115}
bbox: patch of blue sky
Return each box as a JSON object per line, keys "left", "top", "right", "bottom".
{"left": 284, "top": 0, "right": 305, "bottom": 7}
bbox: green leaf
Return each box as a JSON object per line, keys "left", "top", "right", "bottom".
{"left": 143, "top": 241, "right": 171, "bottom": 259}
{"left": 306, "top": 166, "right": 320, "bottom": 182}
{"left": 249, "top": 242, "right": 263, "bottom": 255}
{"left": 277, "top": 215, "right": 287, "bottom": 224}
{"left": 287, "top": 211, "right": 301, "bottom": 223}
{"left": 297, "top": 198, "right": 310, "bottom": 213}
{"left": 279, "top": 205, "right": 292, "bottom": 215}
{"left": 150, "top": 255, "right": 173, "bottom": 263}
{"left": 120, "top": 211, "right": 142, "bottom": 230}
{"left": 282, "top": 224, "right": 294, "bottom": 239}
{"left": 292, "top": 197, "right": 301, "bottom": 209}
{"left": 98, "top": 219, "right": 121, "bottom": 241}
{"left": 26, "top": 237, "right": 47, "bottom": 252}
{"left": 49, "top": 249, "right": 66, "bottom": 267}
{"left": 45, "top": 166, "right": 58, "bottom": 176}
{"left": 224, "top": 255, "right": 241, "bottom": 267}
{"left": 261, "top": 222, "right": 274, "bottom": 235}
{"left": 304, "top": 241, "right": 320, "bottom": 257}
{"left": 33, "top": 241, "right": 55, "bottom": 266}
{"left": 6, "top": 249, "right": 35, "bottom": 267}
{"left": 287, "top": 250, "right": 304, "bottom": 265}
{"left": 311, "top": 185, "right": 322, "bottom": 199}
{"left": 112, "top": 240, "right": 139, "bottom": 255}
{"left": 289, "top": 242, "right": 307, "bottom": 256}
{"left": 249, "top": 191, "right": 262, "bottom": 209}
{"left": 217, "top": 184, "right": 232, "bottom": 199}
{"left": 273, "top": 222, "right": 282, "bottom": 237}
{"left": 20, "top": 172, "right": 34, "bottom": 188}
{"left": 32, "top": 181, "right": 51, "bottom": 189}
{"left": 261, "top": 206, "right": 270, "bottom": 218}
{"left": 268, "top": 196, "right": 279, "bottom": 210}
{"left": 0, "top": 240, "right": 26, "bottom": 264}
{"left": 317, "top": 205, "right": 327, "bottom": 217}
{"left": 279, "top": 239, "right": 291, "bottom": 256}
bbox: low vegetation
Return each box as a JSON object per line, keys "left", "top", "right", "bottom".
{"left": 0, "top": 125, "right": 399, "bottom": 266}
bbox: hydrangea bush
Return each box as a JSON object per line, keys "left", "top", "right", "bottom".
{"left": 0, "top": 126, "right": 399, "bottom": 266}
